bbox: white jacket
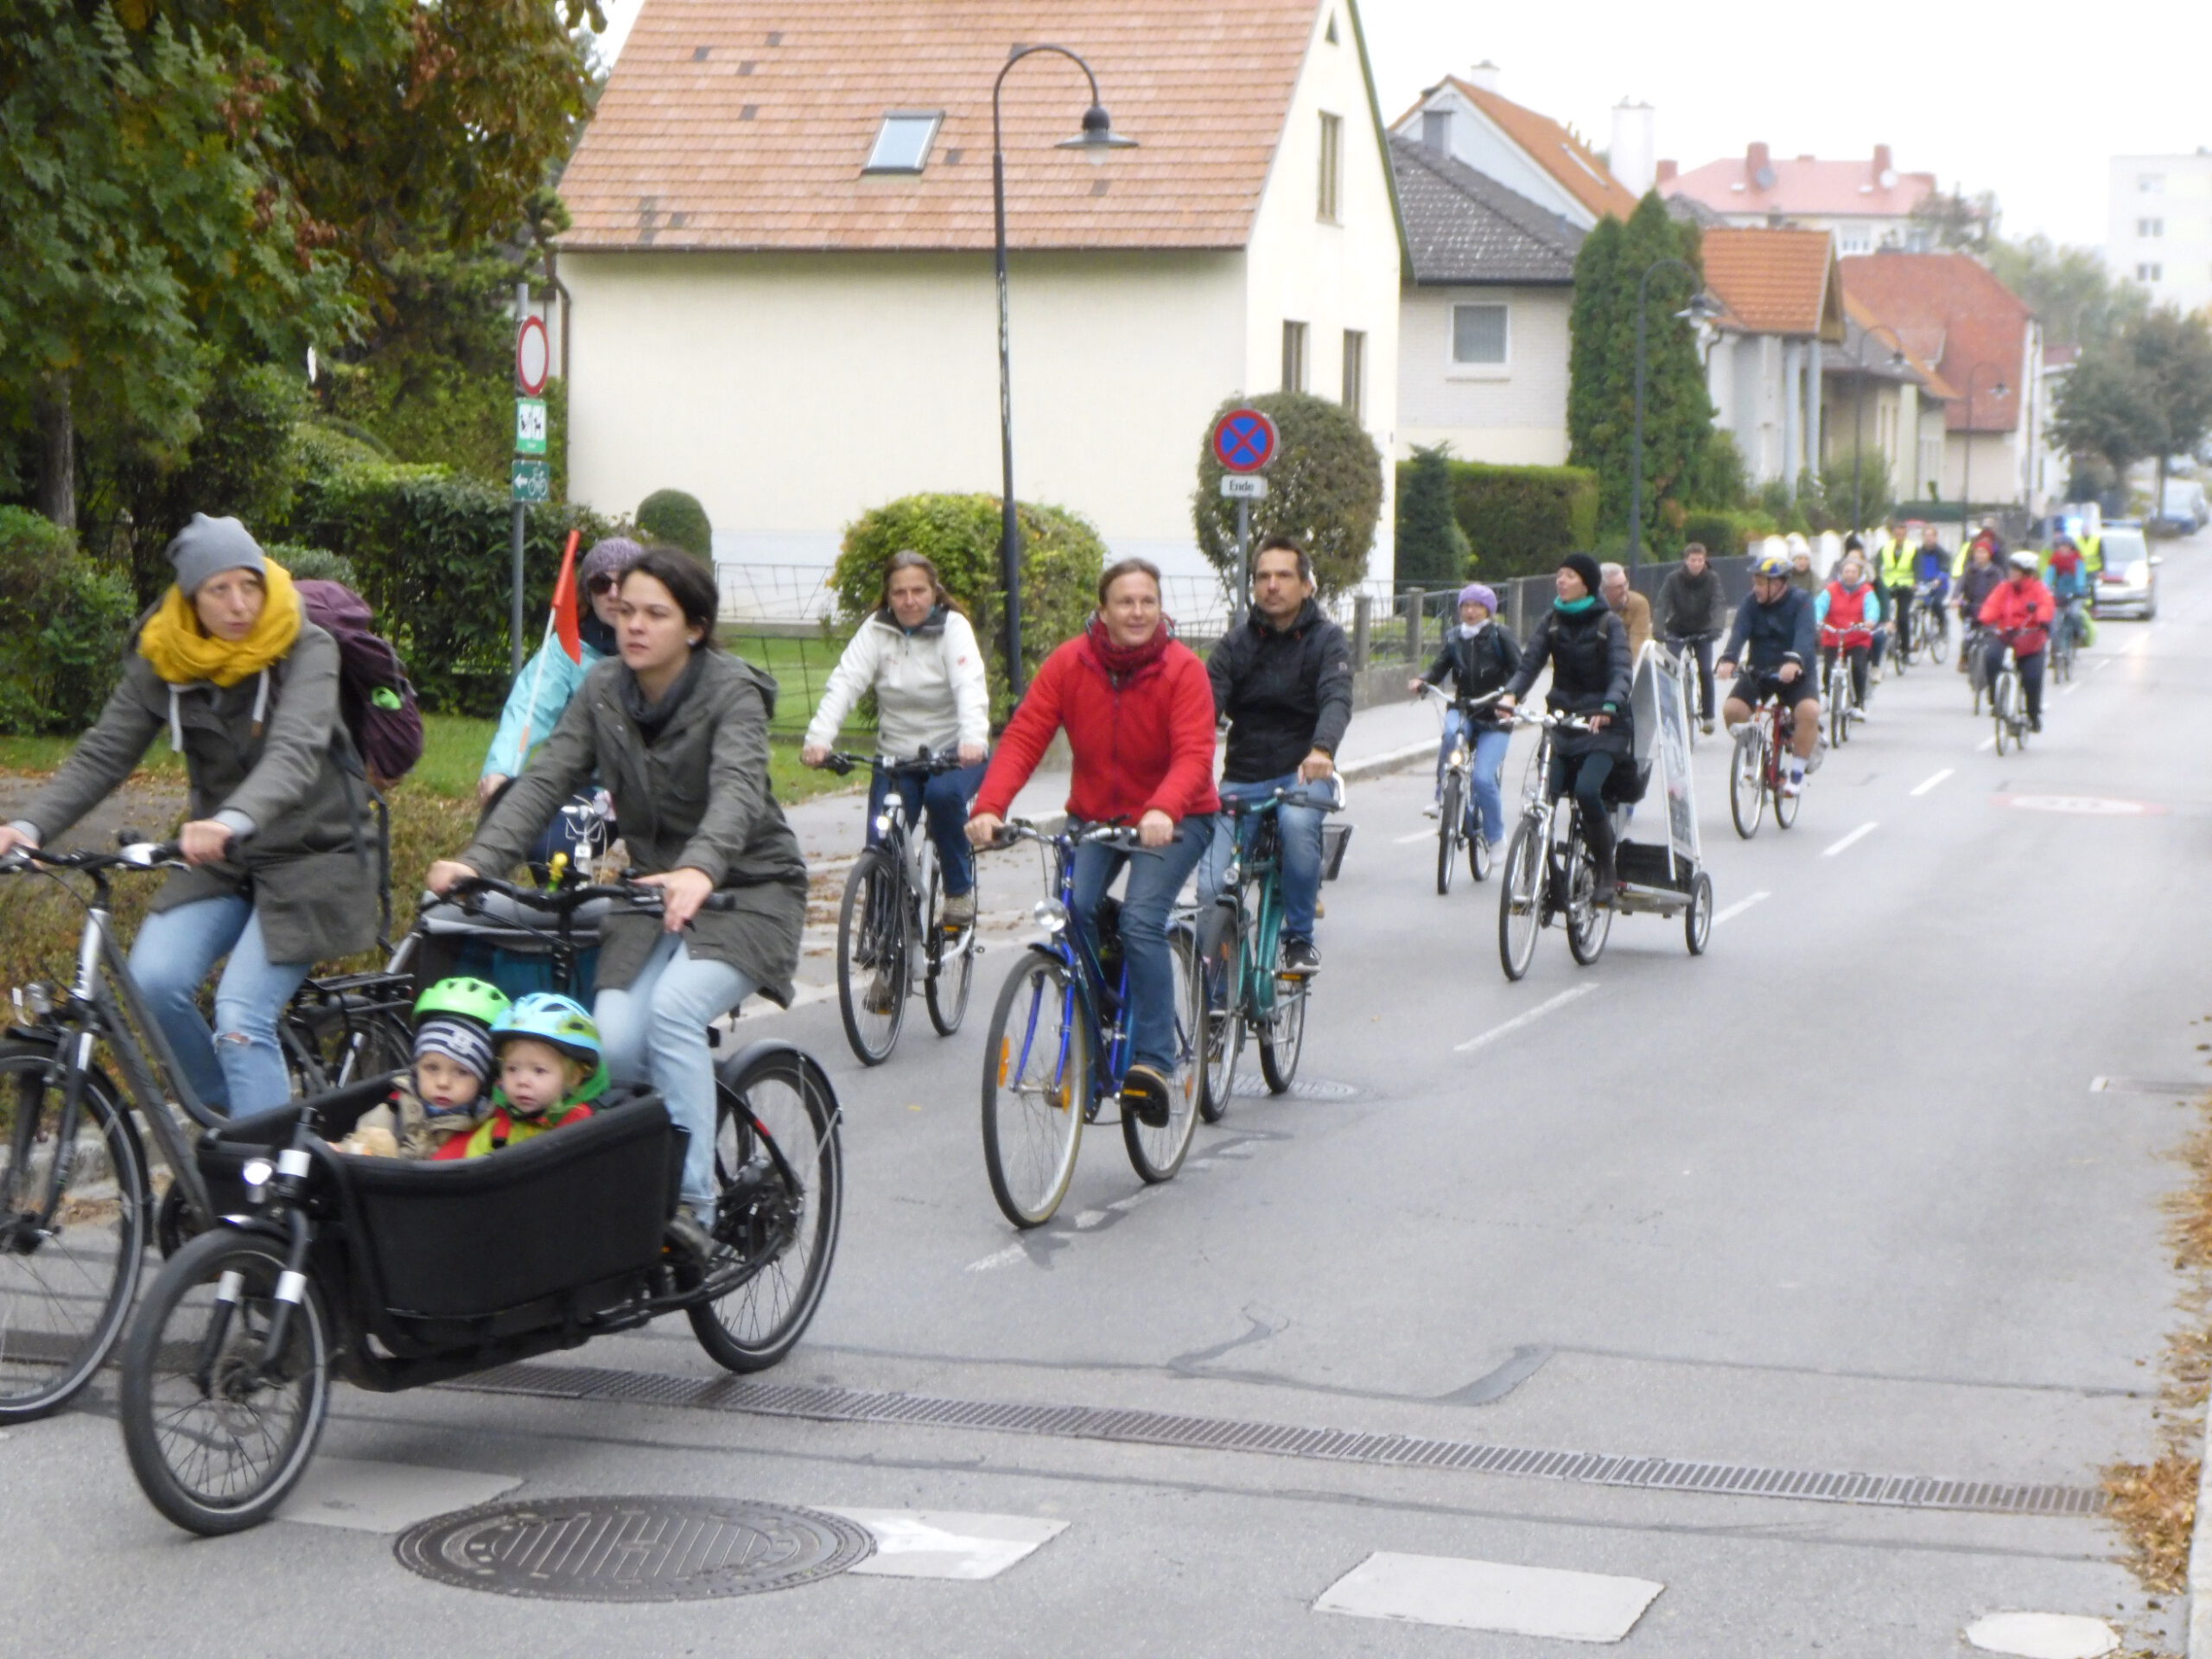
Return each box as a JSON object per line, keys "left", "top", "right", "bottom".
{"left": 805, "top": 607, "right": 990, "bottom": 757}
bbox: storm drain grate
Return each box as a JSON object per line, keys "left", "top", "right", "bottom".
{"left": 394, "top": 1496, "right": 872, "bottom": 1601}
{"left": 448, "top": 1364, "right": 2104, "bottom": 1518}
{"left": 1228, "top": 1075, "right": 1361, "bottom": 1100}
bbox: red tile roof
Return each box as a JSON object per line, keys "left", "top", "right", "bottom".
{"left": 557, "top": 0, "right": 1344, "bottom": 251}
{"left": 1700, "top": 227, "right": 1844, "bottom": 340}
{"left": 1398, "top": 77, "right": 1641, "bottom": 224}
{"left": 1840, "top": 253, "right": 2033, "bottom": 432}
{"left": 1841, "top": 292, "right": 1955, "bottom": 400}
{"left": 1662, "top": 146, "right": 1935, "bottom": 220}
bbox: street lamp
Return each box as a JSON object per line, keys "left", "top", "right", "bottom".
{"left": 1849, "top": 321, "right": 1909, "bottom": 534}
{"left": 1629, "top": 257, "right": 1722, "bottom": 573}
{"left": 1957, "top": 361, "right": 2009, "bottom": 538}
{"left": 991, "top": 46, "right": 1136, "bottom": 697}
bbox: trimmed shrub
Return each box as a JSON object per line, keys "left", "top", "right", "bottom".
{"left": 637, "top": 488, "right": 714, "bottom": 560}
{"left": 1395, "top": 444, "right": 1471, "bottom": 587}
{"left": 832, "top": 493, "right": 1105, "bottom": 721}
{"left": 266, "top": 543, "right": 359, "bottom": 586}
{"left": 0, "top": 507, "right": 136, "bottom": 734}
{"left": 1677, "top": 511, "right": 1754, "bottom": 556}
{"left": 1191, "top": 391, "right": 1384, "bottom": 598}
{"left": 1440, "top": 461, "right": 1600, "bottom": 580}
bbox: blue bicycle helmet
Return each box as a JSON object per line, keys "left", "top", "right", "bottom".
{"left": 1752, "top": 552, "right": 1792, "bottom": 581}
{"left": 493, "top": 992, "right": 601, "bottom": 1066}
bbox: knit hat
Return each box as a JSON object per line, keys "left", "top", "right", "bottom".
{"left": 414, "top": 1016, "right": 493, "bottom": 1085}
{"left": 580, "top": 536, "right": 645, "bottom": 588}
{"left": 1559, "top": 554, "right": 1603, "bottom": 598}
{"left": 167, "top": 513, "right": 266, "bottom": 598}
{"left": 1458, "top": 582, "right": 1497, "bottom": 615}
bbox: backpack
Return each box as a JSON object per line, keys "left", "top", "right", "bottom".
{"left": 295, "top": 578, "right": 424, "bottom": 788}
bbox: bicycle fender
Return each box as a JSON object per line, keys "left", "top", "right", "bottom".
{"left": 715, "top": 1038, "right": 842, "bottom": 1112}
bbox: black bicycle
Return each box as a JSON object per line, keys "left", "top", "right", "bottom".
{"left": 1497, "top": 712, "right": 1612, "bottom": 980}
{"left": 823, "top": 750, "right": 982, "bottom": 1065}
{"left": 1914, "top": 582, "right": 1952, "bottom": 665}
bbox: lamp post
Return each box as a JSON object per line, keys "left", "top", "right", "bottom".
{"left": 1630, "top": 257, "right": 1721, "bottom": 574}
{"left": 1957, "top": 361, "right": 2010, "bottom": 538}
{"left": 991, "top": 46, "right": 1136, "bottom": 697}
{"left": 1848, "top": 321, "right": 1909, "bottom": 534}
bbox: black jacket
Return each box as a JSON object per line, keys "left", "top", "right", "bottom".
{"left": 1507, "top": 601, "right": 1633, "bottom": 760}
{"left": 1957, "top": 559, "right": 2005, "bottom": 617}
{"left": 1207, "top": 599, "right": 1354, "bottom": 784}
{"left": 1721, "top": 587, "right": 1818, "bottom": 675}
{"left": 1654, "top": 567, "right": 1729, "bottom": 639}
{"left": 1420, "top": 622, "right": 1522, "bottom": 728}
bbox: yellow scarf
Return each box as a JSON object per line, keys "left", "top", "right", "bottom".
{"left": 137, "top": 562, "right": 302, "bottom": 687}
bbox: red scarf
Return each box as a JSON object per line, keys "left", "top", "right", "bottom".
{"left": 1084, "top": 613, "right": 1175, "bottom": 680}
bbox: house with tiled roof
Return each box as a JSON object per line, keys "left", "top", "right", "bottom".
{"left": 1696, "top": 226, "right": 1845, "bottom": 491}
{"left": 1817, "top": 295, "right": 1955, "bottom": 514}
{"left": 1387, "top": 66, "right": 1641, "bottom": 232}
{"left": 1388, "top": 130, "right": 1581, "bottom": 465}
{"left": 553, "top": 0, "right": 1405, "bottom": 590}
{"left": 1660, "top": 145, "right": 1936, "bottom": 256}
{"left": 1838, "top": 251, "right": 2049, "bottom": 512}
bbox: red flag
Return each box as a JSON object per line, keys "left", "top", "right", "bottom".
{"left": 551, "top": 530, "right": 582, "bottom": 664}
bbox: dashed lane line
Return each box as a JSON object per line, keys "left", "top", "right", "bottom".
{"left": 1455, "top": 983, "right": 1600, "bottom": 1053}
{"left": 1976, "top": 736, "right": 1996, "bottom": 752}
{"left": 1711, "top": 890, "right": 1770, "bottom": 925}
{"left": 1392, "top": 830, "right": 1433, "bottom": 845}
{"left": 1822, "top": 821, "right": 1879, "bottom": 857}
{"left": 1910, "top": 767, "right": 1954, "bottom": 797}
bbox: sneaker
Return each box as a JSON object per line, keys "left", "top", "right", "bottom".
{"left": 863, "top": 976, "right": 897, "bottom": 1015}
{"left": 1121, "top": 1064, "right": 1173, "bottom": 1128}
{"left": 1421, "top": 801, "right": 1441, "bottom": 819}
{"left": 1700, "top": 719, "right": 1715, "bottom": 736}
{"left": 940, "top": 890, "right": 976, "bottom": 927}
{"left": 2030, "top": 714, "right": 2043, "bottom": 733}
{"left": 665, "top": 1205, "right": 717, "bottom": 1265}
{"left": 1781, "top": 770, "right": 1804, "bottom": 798}
{"left": 1281, "top": 938, "right": 1321, "bottom": 974}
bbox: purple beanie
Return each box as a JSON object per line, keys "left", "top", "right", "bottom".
{"left": 580, "top": 536, "right": 644, "bottom": 588}
{"left": 1458, "top": 582, "right": 1497, "bottom": 615}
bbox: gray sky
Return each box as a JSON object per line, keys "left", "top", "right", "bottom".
{"left": 588, "top": 0, "right": 2205, "bottom": 249}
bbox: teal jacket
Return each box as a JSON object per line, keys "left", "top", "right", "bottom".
{"left": 482, "top": 637, "right": 613, "bottom": 779}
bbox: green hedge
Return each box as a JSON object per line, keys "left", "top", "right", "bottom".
{"left": 0, "top": 508, "right": 137, "bottom": 735}
{"left": 637, "top": 488, "right": 714, "bottom": 560}
{"left": 832, "top": 493, "right": 1104, "bottom": 722}
{"left": 1421, "top": 460, "right": 1599, "bottom": 580}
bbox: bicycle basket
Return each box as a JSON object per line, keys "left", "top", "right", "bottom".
{"left": 1321, "top": 821, "right": 1354, "bottom": 881}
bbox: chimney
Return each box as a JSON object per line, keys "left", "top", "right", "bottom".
{"left": 1465, "top": 60, "right": 1501, "bottom": 93}
{"left": 1657, "top": 158, "right": 1677, "bottom": 185}
{"left": 1872, "top": 143, "right": 1892, "bottom": 179}
{"left": 1610, "top": 99, "right": 1656, "bottom": 195}
{"left": 1746, "top": 141, "right": 1774, "bottom": 190}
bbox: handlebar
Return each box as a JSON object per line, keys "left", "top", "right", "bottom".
{"left": 983, "top": 818, "right": 1146, "bottom": 853}
{"left": 433, "top": 874, "right": 737, "bottom": 914}
{"left": 0, "top": 839, "right": 188, "bottom": 875}
{"left": 1414, "top": 682, "right": 1504, "bottom": 715}
{"left": 1505, "top": 709, "right": 1598, "bottom": 734}
{"left": 819, "top": 748, "right": 973, "bottom": 778}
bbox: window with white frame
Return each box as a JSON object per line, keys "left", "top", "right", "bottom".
{"left": 2139, "top": 218, "right": 2164, "bottom": 238}
{"left": 1451, "top": 302, "right": 1508, "bottom": 365}
{"left": 1838, "top": 227, "right": 1872, "bottom": 254}
{"left": 863, "top": 111, "right": 943, "bottom": 173}
{"left": 1282, "top": 321, "right": 1308, "bottom": 391}
{"left": 1318, "top": 112, "right": 1344, "bottom": 222}
{"left": 1341, "top": 329, "right": 1365, "bottom": 419}
{"left": 2139, "top": 262, "right": 2164, "bottom": 282}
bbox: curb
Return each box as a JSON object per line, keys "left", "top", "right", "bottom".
{"left": 2190, "top": 1402, "right": 2212, "bottom": 1656}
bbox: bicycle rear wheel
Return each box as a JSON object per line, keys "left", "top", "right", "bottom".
{"left": 1925, "top": 609, "right": 1951, "bottom": 664}
{"left": 0, "top": 1043, "right": 146, "bottom": 1423}
{"left": 1469, "top": 822, "right": 1492, "bottom": 883}
{"left": 923, "top": 861, "right": 976, "bottom": 1038}
{"left": 1435, "top": 774, "right": 1464, "bottom": 895}
{"left": 1993, "top": 672, "right": 2014, "bottom": 755}
{"left": 836, "top": 849, "right": 907, "bottom": 1065}
{"left": 1497, "top": 821, "right": 1541, "bottom": 982}
{"left": 1729, "top": 728, "right": 1765, "bottom": 839}
{"left": 1257, "top": 947, "right": 1307, "bottom": 1095}
{"left": 689, "top": 1046, "right": 844, "bottom": 1372}
{"left": 119, "top": 1228, "right": 331, "bottom": 1535}
{"left": 1826, "top": 670, "right": 1848, "bottom": 748}
{"left": 982, "top": 954, "right": 1086, "bottom": 1228}
{"left": 1195, "top": 902, "right": 1243, "bottom": 1123}
{"left": 1124, "top": 927, "right": 1203, "bottom": 1182}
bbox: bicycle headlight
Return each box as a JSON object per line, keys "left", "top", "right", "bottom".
{"left": 20, "top": 981, "right": 54, "bottom": 1018}
{"left": 873, "top": 813, "right": 895, "bottom": 837}
{"left": 241, "top": 1158, "right": 275, "bottom": 1190}
{"left": 1032, "top": 899, "right": 1068, "bottom": 933}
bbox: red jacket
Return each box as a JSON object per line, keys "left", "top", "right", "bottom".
{"left": 973, "top": 631, "right": 1220, "bottom": 825}
{"left": 1979, "top": 575, "right": 2055, "bottom": 652}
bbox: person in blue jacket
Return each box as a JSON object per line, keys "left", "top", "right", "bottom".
{"left": 1717, "top": 551, "right": 1821, "bottom": 797}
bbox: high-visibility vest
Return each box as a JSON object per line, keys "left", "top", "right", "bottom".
{"left": 1874, "top": 537, "right": 1914, "bottom": 587}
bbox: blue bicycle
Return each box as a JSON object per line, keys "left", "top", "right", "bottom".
{"left": 979, "top": 822, "right": 1204, "bottom": 1227}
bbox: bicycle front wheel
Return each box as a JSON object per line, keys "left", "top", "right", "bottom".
{"left": 1827, "top": 675, "right": 1848, "bottom": 748}
{"left": 1729, "top": 728, "right": 1765, "bottom": 840}
{"left": 119, "top": 1227, "right": 331, "bottom": 1535}
{"left": 836, "top": 849, "right": 907, "bottom": 1065}
{"left": 1435, "top": 773, "right": 1464, "bottom": 895}
{"left": 924, "top": 863, "right": 976, "bottom": 1038}
{"left": 1257, "top": 950, "right": 1307, "bottom": 1094}
{"left": 982, "top": 954, "right": 1087, "bottom": 1228}
{"left": 1993, "top": 674, "right": 2014, "bottom": 755}
{"left": 0, "top": 1042, "right": 146, "bottom": 1422}
{"left": 1926, "top": 613, "right": 1950, "bottom": 664}
{"left": 1196, "top": 902, "right": 1243, "bottom": 1123}
{"left": 1774, "top": 758, "right": 1802, "bottom": 829}
{"left": 1497, "top": 821, "right": 1542, "bottom": 982}
{"left": 690, "top": 1046, "right": 844, "bottom": 1372}
{"left": 1125, "top": 927, "right": 1203, "bottom": 1182}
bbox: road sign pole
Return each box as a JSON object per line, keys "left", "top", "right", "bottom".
{"left": 1234, "top": 497, "right": 1251, "bottom": 626}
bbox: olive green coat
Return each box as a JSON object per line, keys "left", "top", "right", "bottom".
{"left": 458, "top": 651, "right": 807, "bottom": 1004}
{"left": 16, "top": 621, "right": 380, "bottom": 964}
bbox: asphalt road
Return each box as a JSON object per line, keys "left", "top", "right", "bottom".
{"left": 11, "top": 530, "right": 2212, "bottom": 1657}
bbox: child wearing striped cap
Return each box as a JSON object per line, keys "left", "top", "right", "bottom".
{"left": 335, "top": 977, "right": 508, "bottom": 1158}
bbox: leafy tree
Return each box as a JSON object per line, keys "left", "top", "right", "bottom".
{"left": 1394, "top": 444, "right": 1470, "bottom": 587}
{"left": 2051, "top": 353, "right": 2165, "bottom": 486}
{"left": 1567, "top": 192, "right": 1715, "bottom": 549}
{"left": 1820, "top": 448, "right": 1895, "bottom": 532}
{"left": 1191, "top": 392, "right": 1384, "bottom": 599}
{"left": 1987, "top": 234, "right": 2148, "bottom": 351}
{"left": 1910, "top": 186, "right": 1999, "bottom": 252}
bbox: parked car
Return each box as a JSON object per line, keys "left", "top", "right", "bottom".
{"left": 2151, "top": 478, "right": 2209, "bottom": 536}
{"left": 2092, "top": 523, "right": 2159, "bottom": 620}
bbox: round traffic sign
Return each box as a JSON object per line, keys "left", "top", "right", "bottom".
{"left": 515, "top": 315, "right": 550, "bottom": 396}
{"left": 1212, "top": 407, "right": 1278, "bottom": 474}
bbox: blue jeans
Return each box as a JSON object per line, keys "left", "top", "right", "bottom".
{"left": 1071, "top": 814, "right": 1212, "bottom": 1075}
{"left": 1198, "top": 776, "right": 1324, "bottom": 942}
{"left": 594, "top": 932, "right": 755, "bottom": 1220}
{"left": 130, "top": 896, "right": 312, "bottom": 1117}
{"left": 868, "top": 760, "right": 988, "bottom": 896}
{"left": 1434, "top": 715, "right": 1511, "bottom": 844}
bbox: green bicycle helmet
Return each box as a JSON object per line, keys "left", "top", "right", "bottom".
{"left": 413, "top": 976, "right": 512, "bottom": 1031}
{"left": 492, "top": 992, "right": 601, "bottom": 1065}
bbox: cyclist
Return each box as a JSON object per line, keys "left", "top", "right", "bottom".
{"left": 966, "top": 559, "right": 1218, "bottom": 1126}
{"left": 801, "top": 550, "right": 990, "bottom": 928}
{"left": 1717, "top": 550, "right": 1821, "bottom": 797}
{"left": 1200, "top": 536, "right": 1351, "bottom": 973}
{"left": 1951, "top": 518, "right": 2005, "bottom": 578}
{"left": 428, "top": 548, "right": 810, "bottom": 1260}
{"left": 1871, "top": 519, "right": 1915, "bottom": 657}
{"left": 0, "top": 514, "right": 379, "bottom": 1117}
{"left": 1914, "top": 524, "right": 1952, "bottom": 646}
{"left": 1599, "top": 563, "right": 1653, "bottom": 658}
{"left": 1655, "top": 541, "right": 1727, "bottom": 734}
{"left": 1979, "top": 550, "right": 2056, "bottom": 733}
{"left": 1955, "top": 537, "right": 2005, "bottom": 673}
{"left": 2046, "top": 535, "right": 2094, "bottom": 653}
{"left": 1815, "top": 554, "right": 1883, "bottom": 717}
{"left": 1493, "top": 554, "right": 1631, "bottom": 904}
{"left": 1786, "top": 535, "right": 1821, "bottom": 595}
{"left": 1409, "top": 581, "right": 1521, "bottom": 849}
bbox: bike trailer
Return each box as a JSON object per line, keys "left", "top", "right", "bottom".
{"left": 408, "top": 891, "right": 609, "bottom": 1001}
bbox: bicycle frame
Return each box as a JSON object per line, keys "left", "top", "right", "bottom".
{"left": 1009, "top": 832, "right": 1135, "bottom": 1115}
{"left": 1214, "top": 801, "right": 1289, "bottom": 1030}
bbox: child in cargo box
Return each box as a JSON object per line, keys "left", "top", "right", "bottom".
{"left": 435, "top": 992, "right": 605, "bottom": 1159}
{"left": 334, "top": 977, "right": 508, "bottom": 1159}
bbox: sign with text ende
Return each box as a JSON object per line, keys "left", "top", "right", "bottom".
{"left": 1220, "top": 474, "right": 1269, "bottom": 499}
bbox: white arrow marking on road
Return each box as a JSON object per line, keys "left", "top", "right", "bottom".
{"left": 1910, "top": 768, "right": 1954, "bottom": 797}
{"left": 1455, "top": 983, "right": 1599, "bottom": 1053}
{"left": 1712, "top": 890, "right": 1770, "bottom": 925}
{"left": 1822, "top": 821, "right": 1878, "bottom": 857}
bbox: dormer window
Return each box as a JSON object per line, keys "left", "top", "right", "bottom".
{"left": 864, "top": 111, "right": 943, "bottom": 174}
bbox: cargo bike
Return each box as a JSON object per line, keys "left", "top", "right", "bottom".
{"left": 110, "top": 867, "right": 844, "bottom": 1535}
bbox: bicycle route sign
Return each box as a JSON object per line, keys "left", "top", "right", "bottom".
{"left": 1211, "top": 407, "right": 1278, "bottom": 474}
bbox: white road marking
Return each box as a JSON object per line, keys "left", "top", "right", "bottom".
{"left": 1910, "top": 767, "right": 1954, "bottom": 797}
{"left": 1393, "top": 830, "right": 1433, "bottom": 845}
{"left": 279, "top": 1459, "right": 521, "bottom": 1534}
{"left": 1712, "top": 891, "right": 1770, "bottom": 925}
{"left": 1976, "top": 736, "right": 1996, "bottom": 752}
{"left": 1106, "top": 1187, "right": 1160, "bottom": 1214}
{"left": 1961, "top": 1611, "right": 2118, "bottom": 1657}
{"left": 1315, "top": 1552, "right": 1663, "bottom": 1643}
{"left": 964, "top": 1243, "right": 1027, "bottom": 1273}
{"left": 1455, "top": 983, "right": 1600, "bottom": 1053}
{"left": 1822, "top": 821, "right": 1878, "bottom": 857}
{"left": 826, "top": 1509, "right": 1069, "bottom": 1581}
{"left": 1072, "top": 1209, "right": 1109, "bottom": 1230}
{"left": 2094, "top": 657, "right": 2113, "bottom": 671}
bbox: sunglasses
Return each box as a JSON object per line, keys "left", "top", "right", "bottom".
{"left": 586, "top": 573, "right": 621, "bottom": 595}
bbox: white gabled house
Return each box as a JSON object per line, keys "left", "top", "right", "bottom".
{"left": 553, "top": 0, "right": 1406, "bottom": 595}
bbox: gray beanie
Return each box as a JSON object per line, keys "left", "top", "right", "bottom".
{"left": 167, "top": 513, "right": 266, "bottom": 597}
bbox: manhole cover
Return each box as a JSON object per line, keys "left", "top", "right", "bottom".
{"left": 1230, "top": 1075, "right": 1359, "bottom": 1100}
{"left": 396, "top": 1497, "right": 874, "bottom": 1601}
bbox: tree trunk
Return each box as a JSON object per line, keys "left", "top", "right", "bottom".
{"left": 35, "top": 374, "right": 74, "bottom": 531}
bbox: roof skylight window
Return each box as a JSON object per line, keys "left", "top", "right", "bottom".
{"left": 865, "top": 111, "right": 943, "bottom": 174}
